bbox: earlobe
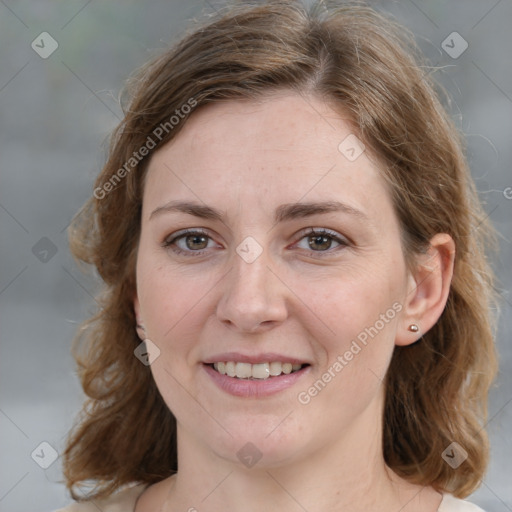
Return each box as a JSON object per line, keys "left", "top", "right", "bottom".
{"left": 395, "top": 233, "right": 455, "bottom": 347}
{"left": 133, "top": 295, "right": 146, "bottom": 340}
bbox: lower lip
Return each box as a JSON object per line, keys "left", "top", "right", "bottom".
{"left": 202, "top": 364, "right": 310, "bottom": 398}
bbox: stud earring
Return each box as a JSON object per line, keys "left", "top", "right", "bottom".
{"left": 408, "top": 324, "right": 419, "bottom": 332}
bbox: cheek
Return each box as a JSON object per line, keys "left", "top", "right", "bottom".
{"left": 293, "top": 260, "right": 402, "bottom": 342}
{"left": 293, "top": 261, "right": 403, "bottom": 399}
{"left": 136, "top": 252, "right": 215, "bottom": 344}
{"left": 137, "top": 263, "right": 211, "bottom": 413}
{"left": 295, "top": 278, "right": 400, "bottom": 426}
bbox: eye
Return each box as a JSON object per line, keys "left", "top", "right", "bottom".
{"left": 294, "top": 228, "right": 349, "bottom": 254}
{"left": 162, "top": 229, "right": 219, "bottom": 256}
{"left": 162, "top": 227, "right": 349, "bottom": 257}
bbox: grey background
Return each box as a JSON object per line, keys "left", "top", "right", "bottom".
{"left": 0, "top": 1, "right": 510, "bottom": 511}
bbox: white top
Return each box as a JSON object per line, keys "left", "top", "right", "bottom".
{"left": 54, "top": 483, "right": 487, "bottom": 512}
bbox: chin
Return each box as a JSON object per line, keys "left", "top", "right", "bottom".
{"left": 202, "top": 417, "right": 310, "bottom": 469}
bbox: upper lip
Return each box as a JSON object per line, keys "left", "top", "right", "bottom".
{"left": 203, "top": 352, "right": 311, "bottom": 365}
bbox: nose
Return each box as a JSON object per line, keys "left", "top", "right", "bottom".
{"left": 215, "top": 247, "right": 288, "bottom": 334}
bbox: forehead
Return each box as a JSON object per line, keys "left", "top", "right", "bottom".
{"left": 161, "top": 92, "right": 359, "bottom": 163}
{"left": 143, "top": 92, "right": 394, "bottom": 226}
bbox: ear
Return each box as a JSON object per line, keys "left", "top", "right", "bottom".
{"left": 395, "top": 233, "right": 455, "bottom": 346}
{"left": 133, "top": 294, "right": 146, "bottom": 340}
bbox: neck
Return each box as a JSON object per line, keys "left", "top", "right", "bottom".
{"left": 159, "top": 399, "right": 436, "bottom": 512}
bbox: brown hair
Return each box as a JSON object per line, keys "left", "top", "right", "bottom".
{"left": 63, "top": 0, "right": 498, "bottom": 501}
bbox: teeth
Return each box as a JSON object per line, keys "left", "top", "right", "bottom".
{"left": 212, "top": 361, "right": 304, "bottom": 379}
{"left": 282, "top": 363, "right": 293, "bottom": 374}
{"left": 235, "top": 362, "right": 252, "bottom": 379}
{"left": 252, "top": 363, "right": 270, "bottom": 379}
{"left": 269, "top": 361, "right": 282, "bottom": 376}
{"left": 225, "top": 361, "right": 236, "bottom": 377}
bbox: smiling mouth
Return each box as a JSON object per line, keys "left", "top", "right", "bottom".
{"left": 209, "top": 361, "right": 308, "bottom": 380}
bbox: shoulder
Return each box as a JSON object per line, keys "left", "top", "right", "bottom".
{"left": 439, "top": 493, "right": 486, "bottom": 512}
{"left": 54, "top": 483, "right": 147, "bottom": 512}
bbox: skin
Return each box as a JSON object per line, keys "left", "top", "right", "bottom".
{"left": 133, "top": 91, "right": 455, "bottom": 512}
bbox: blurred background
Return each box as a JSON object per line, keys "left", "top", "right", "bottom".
{"left": 0, "top": 1, "right": 510, "bottom": 511}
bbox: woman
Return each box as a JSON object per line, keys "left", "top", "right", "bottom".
{"left": 57, "top": 1, "right": 498, "bottom": 511}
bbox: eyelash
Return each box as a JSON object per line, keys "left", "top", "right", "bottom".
{"left": 162, "top": 227, "right": 349, "bottom": 258}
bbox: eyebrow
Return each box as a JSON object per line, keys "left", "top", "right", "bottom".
{"left": 149, "top": 199, "right": 368, "bottom": 224}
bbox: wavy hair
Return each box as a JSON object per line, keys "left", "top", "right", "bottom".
{"left": 63, "top": 0, "right": 499, "bottom": 500}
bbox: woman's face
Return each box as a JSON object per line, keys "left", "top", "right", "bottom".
{"left": 135, "top": 92, "right": 411, "bottom": 467}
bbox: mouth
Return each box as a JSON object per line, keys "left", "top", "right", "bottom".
{"left": 208, "top": 361, "right": 309, "bottom": 380}
{"left": 202, "top": 353, "right": 312, "bottom": 397}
